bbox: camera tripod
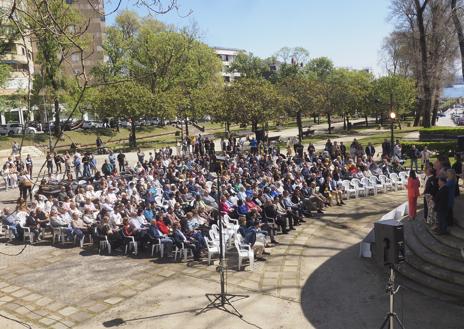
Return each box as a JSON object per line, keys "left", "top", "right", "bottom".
{"left": 379, "top": 266, "right": 405, "bottom": 329}
{"left": 197, "top": 170, "right": 249, "bottom": 318}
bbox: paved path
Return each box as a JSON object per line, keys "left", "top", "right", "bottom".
{"left": 0, "top": 189, "right": 463, "bottom": 328}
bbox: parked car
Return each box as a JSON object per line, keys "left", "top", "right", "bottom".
{"left": 0, "top": 123, "right": 37, "bottom": 136}
{"left": 82, "top": 120, "right": 104, "bottom": 129}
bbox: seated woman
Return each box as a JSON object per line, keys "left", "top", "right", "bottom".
{"left": 71, "top": 212, "right": 91, "bottom": 243}
{"left": 171, "top": 222, "right": 201, "bottom": 261}
{"left": 97, "top": 215, "right": 122, "bottom": 249}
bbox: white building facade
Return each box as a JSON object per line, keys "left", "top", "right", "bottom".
{"left": 213, "top": 47, "right": 244, "bottom": 83}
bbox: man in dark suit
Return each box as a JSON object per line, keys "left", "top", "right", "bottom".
{"left": 423, "top": 167, "right": 438, "bottom": 220}
{"left": 365, "top": 142, "right": 376, "bottom": 158}
{"left": 434, "top": 176, "right": 449, "bottom": 235}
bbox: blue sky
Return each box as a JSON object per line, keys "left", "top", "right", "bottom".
{"left": 107, "top": 0, "right": 393, "bottom": 74}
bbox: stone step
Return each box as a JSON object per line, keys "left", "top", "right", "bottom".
{"left": 396, "top": 262, "right": 464, "bottom": 301}
{"left": 453, "top": 195, "right": 464, "bottom": 230}
{"left": 450, "top": 224, "right": 464, "bottom": 241}
{"left": 396, "top": 271, "right": 463, "bottom": 305}
{"left": 410, "top": 219, "right": 463, "bottom": 262}
{"left": 423, "top": 222, "right": 464, "bottom": 250}
{"left": 404, "top": 247, "right": 464, "bottom": 286}
{"left": 405, "top": 222, "right": 464, "bottom": 275}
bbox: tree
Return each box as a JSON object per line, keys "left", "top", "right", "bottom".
{"left": 25, "top": 0, "right": 87, "bottom": 136}
{"left": 223, "top": 78, "right": 284, "bottom": 132}
{"left": 372, "top": 75, "right": 416, "bottom": 122}
{"left": 92, "top": 81, "right": 154, "bottom": 147}
{"left": 227, "top": 52, "right": 271, "bottom": 79}
{"left": 451, "top": 0, "right": 464, "bottom": 81}
{"left": 278, "top": 74, "right": 319, "bottom": 141}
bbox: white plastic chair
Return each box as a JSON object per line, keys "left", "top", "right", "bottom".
{"left": 389, "top": 173, "right": 404, "bottom": 190}
{"left": 121, "top": 232, "right": 138, "bottom": 255}
{"left": 399, "top": 172, "right": 409, "bottom": 185}
{"left": 52, "top": 227, "right": 67, "bottom": 244}
{"left": 235, "top": 236, "right": 254, "bottom": 271}
{"left": 342, "top": 180, "right": 357, "bottom": 199}
{"left": 360, "top": 177, "right": 375, "bottom": 196}
{"left": 379, "top": 175, "right": 393, "bottom": 191}
{"left": 99, "top": 237, "right": 112, "bottom": 255}
{"left": 173, "top": 242, "right": 193, "bottom": 261}
{"left": 205, "top": 237, "right": 220, "bottom": 265}
{"left": 369, "top": 176, "right": 384, "bottom": 194}
{"left": 351, "top": 179, "right": 366, "bottom": 197}
{"left": 151, "top": 240, "right": 164, "bottom": 258}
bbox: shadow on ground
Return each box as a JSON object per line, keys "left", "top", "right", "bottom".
{"left": 300, "top": 244, "right": 464, "bottom": 329}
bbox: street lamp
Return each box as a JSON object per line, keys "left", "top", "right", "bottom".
{"left": 390, "top": 112, "right": 396, "bottom": 157}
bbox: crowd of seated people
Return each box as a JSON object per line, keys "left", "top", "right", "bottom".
{"left": 0, "top": 136, "right": 439, "bottom": 266}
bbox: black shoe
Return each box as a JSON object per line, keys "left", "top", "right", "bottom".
{"left": 256, "top": 257, "right": 267, "bottom": 261}
{"left": 271, "top": 240, "right": 280, "bottom": 245}
{"left": 317, "top": 210, "right": 324, "bottom": 214}
{"left": 263, "top": 251, "right": 271, "bottom": 255}
{"left": 341, "top": 201, "right": 346, "bottom": 205}
{"left": 300, "top": 219, "right": 306, "bottom": 223}
{"left": 290, "top": 227, "right": 296, "bottom": 230}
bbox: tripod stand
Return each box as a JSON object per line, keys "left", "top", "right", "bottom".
{"left": 379, "top": 266, "right": 405, "bottom": 329}
{"left": 197, "top": 168, "right": 249, "bottom": 318}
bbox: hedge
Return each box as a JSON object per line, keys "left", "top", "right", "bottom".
{"left": 401, "top": 141, "right": 456, "bottom": 155}
{"left": 419, "top": 127, "right": 464, "bottom": 141}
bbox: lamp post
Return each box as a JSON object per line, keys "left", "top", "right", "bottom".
{"left": 390, "top": 112, "right": 396, "bottom": 157}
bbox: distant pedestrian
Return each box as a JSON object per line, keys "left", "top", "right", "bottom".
{"left": 407, "top": 170, "right": 420, "bottom": 220}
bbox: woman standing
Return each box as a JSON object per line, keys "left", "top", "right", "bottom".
{"left": 407, "top": 170, "right": 420, "bottom": 220}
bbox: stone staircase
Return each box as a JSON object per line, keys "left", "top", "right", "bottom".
{"left": 396, "top": 196, "right": 464, "bottom": 304}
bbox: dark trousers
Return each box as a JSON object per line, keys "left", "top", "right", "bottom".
{"left": 437, "top": 211, "right": 448, "bottom": 233}
{"left": 423, "top": 197, "right": 428, "bottom": 220}
{"left": 447, "top": 207, "right": 454, "bottom": 227}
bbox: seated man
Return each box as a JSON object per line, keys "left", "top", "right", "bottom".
{"left": 171, "top": 222, "right": 201, "bottom": 261}
{"left": 147, "top": 219, "right": 174, "bottom": 258}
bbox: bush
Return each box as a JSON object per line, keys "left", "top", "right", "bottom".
{"left": 401, "top": 141, "right": 456, "bottom": 155}
{"left": 419, "top": 127, "right": 464, "bottom": 141}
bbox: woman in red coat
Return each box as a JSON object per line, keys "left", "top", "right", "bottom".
{"left": 407, "top": 170, "right": 421, "bottom": 220}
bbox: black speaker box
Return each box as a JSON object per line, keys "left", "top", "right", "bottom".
{"left": 374, "top": 219, "right": 405, "bottom": 266}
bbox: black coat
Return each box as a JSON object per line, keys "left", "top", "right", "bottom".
{"left": 424, "top": 175, "right": 438, "bottom": 196}
{"left": 434, "top": 185, "right": 449, "bottom": 214}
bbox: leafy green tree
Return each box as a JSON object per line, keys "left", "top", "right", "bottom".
{"left": 372, "top": 75, "right": 416, "bottom": 124}
{"left": 227, "top": 52, "right": 271, "bottom": 79}
{"left": 25, "top": 0, "right": 86, "bottom": 136}
{"left": 223, "top": 78, "right": 284, "bottom": 132}
{"left": 92, "top": 81, "right": 154, "bottom": 147}
{"left": 278, "top": 74, "right": 320, "bottom": 141}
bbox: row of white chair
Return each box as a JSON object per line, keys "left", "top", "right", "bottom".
{"left": 340, "top": 172, "right": 409, "bottom": 200}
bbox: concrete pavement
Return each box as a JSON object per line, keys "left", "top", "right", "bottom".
{"left": 0, "top": 188, "right": 463, "bottom": 328}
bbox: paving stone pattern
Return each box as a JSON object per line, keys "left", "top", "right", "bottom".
{"left": 0, "top": 190, "right": 406, "bottom": 328}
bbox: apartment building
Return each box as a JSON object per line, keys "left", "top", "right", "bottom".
{"left": 213, "top": 47, "right": 244, "bottom": 83}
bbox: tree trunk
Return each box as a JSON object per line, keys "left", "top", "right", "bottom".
{"left": 296, "top": 110, "right": 303, "bottom": 142}
{"left": 327, "top": 112, "right": 332, "bottom": 134}
{"left": 343, "top": 113, "right": 346, "bottom": 130}
{"left": 185, "top": 118, "right": 189, "bottom": 137}
{"left": 414, "top": 0, "right": 432, "bottom": 128}
{"left": 251, "top": 120, "right": 258, "bottom": 132}
{"left": 317, "top": 115, "right": 320, "bottom": 124}
{"left": 313, "top": 114, "right": 317, "bottom": 123}
{"left": 414, "top": 99, "right": 422, "bottom": 126}
{"left": 431, "top": 91, "right": 440, "bottom": 126}
{"left": 130, "top": 120, "right": 137, "bottom": 148}
{"left": 365, "top": 115, "right": 368, "bottom": 127}
{"left": 346, "top": 115, "right": 351, "bottom": 130}
{"left": 53, "top": 98, "right": 61, "bottom": 137}
{"left": 452, "top": 0, "right": 464, "bottom": 81}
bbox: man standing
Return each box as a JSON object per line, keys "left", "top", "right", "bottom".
{"left": 382, "top": 139, "right": 392, "bottom": 158}
{"left": 433, "top": 176, "right": 449, "bottom": 235}
{"left": 365, "top": 142, "right": 376, "bottom": 158}
{"left": 423, "top": 167, "right": 437, "bottom": 222}
{"left": 409, "top": 145, "right": 420, "bottom": 172}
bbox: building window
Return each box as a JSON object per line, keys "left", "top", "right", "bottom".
{"left": 225, "top": 55, "right": 229, "bottom": 62}
{"left": 224, "top": 76, "right": 231, "bottom": 83}
{"left": 66, "top": 0, "right": 73, "bottom": 4}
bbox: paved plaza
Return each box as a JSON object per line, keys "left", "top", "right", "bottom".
{"left": 0, "top": 188, "right": 462, "bottom": 329}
